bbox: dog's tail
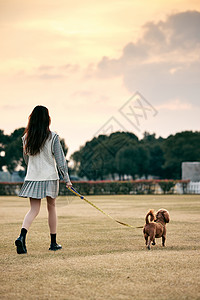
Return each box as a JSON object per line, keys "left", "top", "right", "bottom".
{"left": 145, "top": 209, "right": 155, "bottom": 224}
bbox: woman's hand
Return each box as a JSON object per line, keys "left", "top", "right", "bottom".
{"left": 66, "top": 181, "right": 72, "bottom": 188}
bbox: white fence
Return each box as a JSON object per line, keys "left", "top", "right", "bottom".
{"left": 187, "top": 182, "right": 200, "bottom": 194}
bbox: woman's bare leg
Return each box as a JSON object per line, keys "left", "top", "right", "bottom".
{"left": 46, "top": 196, "right": 62, "bottom": 250}
{"left": 15, "top": 198, "right": 41, "bottom": 254}
{"left": 46, "top": 196, "right": 57, "bottom": 234}
{"left": 22, "top": 198, "right": 41, "bottom": 230}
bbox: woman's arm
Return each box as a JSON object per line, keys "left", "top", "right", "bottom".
{"left": 52, "top": 134, "right": 72, "bottom": 187}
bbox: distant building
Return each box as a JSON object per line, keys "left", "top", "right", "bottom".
{"left": 0, "top": 171, "right": 11, "bottom": 182}
{"left": 0, "top": 171, "right": 24, "bottom": 182}
{"left": 182, "top": 162, "right": 200, "bottom": 182}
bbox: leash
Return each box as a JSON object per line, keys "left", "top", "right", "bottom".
{"left": 67, "top": 186, "right": 143, "bottom": 229}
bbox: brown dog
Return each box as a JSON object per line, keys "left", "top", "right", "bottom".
{"left": 143, "top": 209, "right": 170, "bottom": 250}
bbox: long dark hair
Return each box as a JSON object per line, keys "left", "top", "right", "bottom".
{"left": 24, "top": 105, "right": 51, "bottom": 155}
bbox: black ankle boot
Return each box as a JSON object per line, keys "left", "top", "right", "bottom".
{"left": 49, "top": 243, "right": 62, "bottom": 251}
{"left": 15, "top": 236, "right": 27, "bottom": 254}
{"left": 15, "top": 228, "right": 27, "bottom": 254}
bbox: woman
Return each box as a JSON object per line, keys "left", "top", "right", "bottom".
{"left": 15, "top": 105, "right": 72, "bottom": 254}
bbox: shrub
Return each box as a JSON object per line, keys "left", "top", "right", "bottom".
{"left": 157, "top": 180, "right": 176, "bottom": 194}
{"left": 0, "top": 180, "right": 190, "bottom": 196}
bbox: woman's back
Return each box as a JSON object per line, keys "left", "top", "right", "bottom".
{"left": 24, "top": 131, "right": 59, "bottom": 181}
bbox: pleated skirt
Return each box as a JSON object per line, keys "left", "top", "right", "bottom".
{"left": 19, "top": 180, "right": 59, "bottom": 199}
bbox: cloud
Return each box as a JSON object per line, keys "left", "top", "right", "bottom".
{"left": 37, "top": 63, "right": 80, "bottom": 74}
{"left": 38, "top": 65, "right": 54, "bottom": 71}
{"left": 37, "top": 73, "right": 64, "bottom": 80}
{"left": 94, "top": 10, "right": 200, "bottom": 106}
{"left": 71, "top": 90, "right": 94, "bottom": 98}
{"left": 34, "top": 64, "right": 80, "bottom": 80}
{"left": 0, "top": 104, "right": 28, "bottom": 111}
{"left": 156, "top": 99, "right": 192, "bottom": 111}
{"left": 12, "top": 63, "right": 80, "bottom": 80}
{"left": 165, "top": 10, "right": 200, "bottom": 49}
{"left": 97, "top": 10, "right": 200, "bottom": 68}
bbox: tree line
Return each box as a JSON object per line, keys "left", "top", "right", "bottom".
{"left": 0, "top": 128, "right": 200, "bottom": 180}
{"left": 0, "top": 128, "right": 68, "bottom": 177}
{"left": 72, "top": 130, "right": 200, "bottom": 180}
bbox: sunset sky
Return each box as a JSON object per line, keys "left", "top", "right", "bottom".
{"left": 0, "top": 0, "right": 200, "bottom": 158}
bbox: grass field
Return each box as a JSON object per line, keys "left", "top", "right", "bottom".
{"left": 0, "top": 194, "right": 200, "bottom": 300}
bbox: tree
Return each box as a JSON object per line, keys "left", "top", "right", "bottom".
{"left": 1, "top": 127, "right": 68, "bottom": 174}
{"left": 0, "top": 130, "right": 9, "bottom": 171}
{"left": 137, "top": 145, "right": 150, "bottom": 178}
{"left": 148, "top": 144, "right": 165, "bottom": 178}
{"left": 140, "top": 132, "right": 165, "bottom": 178}
{"left": 4, "top": 128, "right": 25, "bottom": 173}
{"left": 70, "top": 132, "right": 139, "bottom": 180}
{"left": 71, "top": 137, "right": 103, "bottom": 180}
{"left": 163, "top": 131, "right": 200, "bottom": 179}
{"left": 115, "top": 146, "right": 139, "bottom": 179}
{"left": 115, "top": 145, "right": 149, "bottom": 179}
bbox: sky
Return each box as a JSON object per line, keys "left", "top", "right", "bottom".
{"left": 0, "top": 0, "right": 200, "bottom": 159}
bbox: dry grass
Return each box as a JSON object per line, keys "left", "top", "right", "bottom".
{"left": 0, "top": 194, "right": 200, "bottom": 300}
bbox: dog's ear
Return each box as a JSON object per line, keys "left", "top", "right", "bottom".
{"left": 163, "top": 210, "right": 170, "bottom": 223}
{"left": 155, "top": 210, "right": 161, "bottom": 220}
